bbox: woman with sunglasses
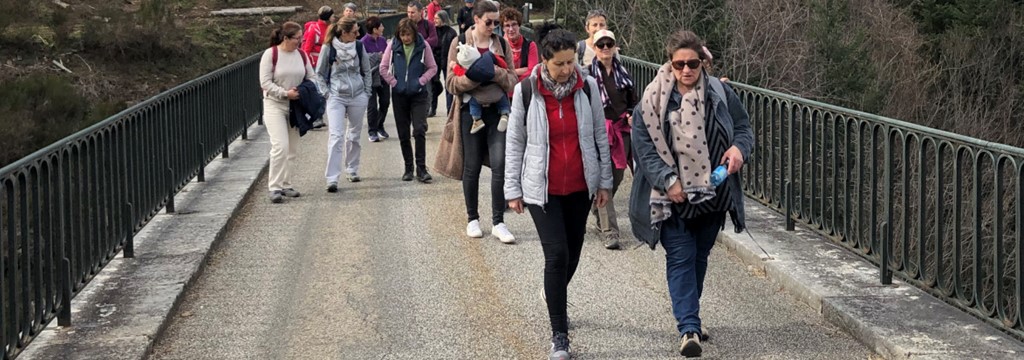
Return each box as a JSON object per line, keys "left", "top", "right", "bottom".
{"left": 505, "top": 22, "right": 612, "bottom": 360}
{"left": 586, "top": 29, "right": 637, "bottom": 250}
{"left": 628, "top": 30, "right": 752, "bottom": 358}
{"left": 317, "top": 17, "right": 371, "bottom": 191}
{"left": 445, "top": 0, "right": 519, "bottom": 243}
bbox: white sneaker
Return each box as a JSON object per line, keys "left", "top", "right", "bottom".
{"left": 497, "top": 114, "right": 509, "bottom": 132}
{"left": 466, "top": 220, "right": 484, "bottom": 238}
{"left": 492, "top": 223, "right": 516, "bottom": 244}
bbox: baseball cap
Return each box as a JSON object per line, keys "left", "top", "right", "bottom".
{"left": 594, "top": 29, "right": 615, "bottom": 42}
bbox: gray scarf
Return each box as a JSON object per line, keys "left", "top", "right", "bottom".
{"left": 539, "top": 64, "right": 578, "bottom": 100}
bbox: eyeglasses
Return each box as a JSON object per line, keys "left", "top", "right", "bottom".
{"left": 595, "top": 40, "right": 615, "bottom": 49}
{"left": 671, "top": 59, "right": 702, "bottom": 70}
{"left": 483, "top": 19, "right": 499, "bottom": 27}
{"left": 503, "top": 22, "right": 519, "bottom": 29}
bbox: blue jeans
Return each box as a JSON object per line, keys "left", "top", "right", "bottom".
{"left": 467, "top": 95, "right": 511, "bottom": 120}
{"left": 660, "top": 211, "right": 726, "bottom": 336}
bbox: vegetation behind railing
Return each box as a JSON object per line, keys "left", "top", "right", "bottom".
{"left": 621, "top": 55, "right": 1024, "bottom": 340}
{"left": 0, "top": 53, "right": 263, "bottom": 359}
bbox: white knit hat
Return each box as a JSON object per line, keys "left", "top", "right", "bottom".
{"left": 456, "top": 43, "right": 481, "bottom": 69}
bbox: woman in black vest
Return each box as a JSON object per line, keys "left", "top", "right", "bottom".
{"left": 380, "top": 18, "right": 439, "bottom": 182}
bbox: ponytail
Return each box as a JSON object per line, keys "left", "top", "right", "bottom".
{"left": 269, "top": 21, "right": 302, "bottom": 47}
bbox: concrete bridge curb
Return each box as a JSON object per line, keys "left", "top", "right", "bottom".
{"left": 717, "top": 200, "right": 1024, "bottom": 359}
{"left": 19, "top": 124, "right": 271, "bottom": 360}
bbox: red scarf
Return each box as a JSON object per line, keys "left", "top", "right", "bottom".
{"left": 506, "top": 35, "right": 523, "bottom": 67}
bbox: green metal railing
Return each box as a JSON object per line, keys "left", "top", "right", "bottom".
{"left": 0, "top": 53, "right": 262, "bottom": 359}
{"left": 621, "top": 56, "right": 1024, "bottom": 339}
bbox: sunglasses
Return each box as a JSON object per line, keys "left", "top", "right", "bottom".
{"left": 483, "top": 19, "right": 499, "bottom": 27}
{"left": 595, "top": 40, "right": 615, "bottom": 49}
{"left": 671, "top": 59, "right": 702, "bottom": 70}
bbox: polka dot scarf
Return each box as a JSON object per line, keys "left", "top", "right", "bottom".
{"left": 641, "top": 63, "right": 717, "bottom": 224}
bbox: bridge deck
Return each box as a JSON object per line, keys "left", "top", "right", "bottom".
{"left": 148, "top": 107, "right": 869, "bottom": 359}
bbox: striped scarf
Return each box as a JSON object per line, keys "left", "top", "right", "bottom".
{"left": 589, "top": 56, "right": 634, "bottom": 109}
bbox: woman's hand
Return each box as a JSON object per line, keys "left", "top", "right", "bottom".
{"left": 594, "top": 189, "right": 611, "bottom": 208}
{"left": 508, "top": 198, "right": 525, "bottom": 214}
{"left": 667, "top": 179, "right": 686, "bottom": 203}
{"left": 286, "top": 88, "right": 300, "bottom": 100}
{"left": 720, "top": 146, "right": 744, "bottom": 174}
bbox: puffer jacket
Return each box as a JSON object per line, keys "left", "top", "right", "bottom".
{"left": 315, "top": 38, "right": 371, "bottom": 99}
{"left": 504, "top": 65, "right": 614, "bottom": 206}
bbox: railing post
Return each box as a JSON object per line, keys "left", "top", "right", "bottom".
{"left": 222, "top": 124, "right": 230, "bottom": 159}
{"left": 786, "top": 181, "right": 795, "bottom": 231}
{"left": 881, "top": 221, "right": 892, "bottom": 284}
{"left": 197, "top": 142, "right": 205, "bottom": 183}
{"left": 123, "top": 203, "right": 134, "bottom": 258}
{"left": 58, "top": 257, "right": 72, "bottom": 326}
{"left": 166, "top": 168, "right": 175, "bottom": 214}
{"left": 240, "top": 108, "right": 248, "bottom": 140}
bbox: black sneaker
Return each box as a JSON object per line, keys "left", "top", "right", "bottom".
{"left": 416, "top": 169, "right": 433, "bottom": 183}
{"left": 327, "top": 182, "right": 338, "bottom": 193}
{"left": 679, "top": 332, "right": 702, "bottom": 358}
{"left": 269, "top": 190, "right": 283, "bottom": 203}
{"left": 378, "top": 129, "right": 390, "bottom": 139}
{"left": 402, "top": 171, "right": 414, "bottom": 181}
{"left": 549, "top": 332, "right": 570, "bottom": 360}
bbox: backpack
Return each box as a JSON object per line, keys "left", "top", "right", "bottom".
{"left": 271, "top": 46, "right": 308, "bottom": 74}
{"left": 303, "top": 21, "right": 323, "bottom": 49}
{"left": 576, "top": 41, "right": 587, "bottom": 65}
{"left": 519, "top": 38, "right": 533, "bottom": 69}
{"left": 322, "top": 40, "right": 367, "bottom": 80}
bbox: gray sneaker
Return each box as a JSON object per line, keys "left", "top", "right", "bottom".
{"left": 281, "top": 188, "right": 300, "bottom": 198}
{"left": 269, "top": 190, "right": 283, "bottom": 203}
{"left": 549, "top": 332, "right": 571, "bottom": 360}
{"left": 603, "top": 233, "right": 621, "bottom": 250}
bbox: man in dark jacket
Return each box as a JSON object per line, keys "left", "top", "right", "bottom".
{"left": 457, "top": 0, "right": 474, "bottom": 33}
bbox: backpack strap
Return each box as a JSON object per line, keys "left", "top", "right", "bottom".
{"left": 520, "top": 39, "right": 532, "bottom": 68}
{"left": 520, "top": 72, "right": 592, "bottom": 124}
{"left": 272, "top": 46, "right": 278, "bottom": 74}
{"left": 576, "top": 41, "right": 586, "bottom": 64}
{"left": 707, "top": 75, "right": 729, "bottom": 113}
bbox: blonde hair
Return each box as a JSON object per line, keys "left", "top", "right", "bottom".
{"left": 324, "top": 17, "right": 360, "bottom": 46}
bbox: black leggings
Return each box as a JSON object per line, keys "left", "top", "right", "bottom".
{"left": 528, "top": 191, "right": 591, "bottom": 334}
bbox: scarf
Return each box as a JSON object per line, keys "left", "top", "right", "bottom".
{"left": 539, "top": 63, "right": 578, "bottom": 100}
{"left": 642, "top": 63, "right": 716, "bottom": 224}
{"left": 506, "top": 34, "right": 523, "bottom": 66}
{"left": 589, "top": 56, "right": 634, "bottom": 109}
{"left": 333, "top": 38, "right": 358, "bottom": 70}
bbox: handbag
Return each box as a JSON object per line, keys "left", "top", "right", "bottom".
{"left": 434, "top": 100, "right": 464, "bottom": 180}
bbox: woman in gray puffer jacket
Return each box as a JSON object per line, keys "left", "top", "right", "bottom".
{"left": 316, "top": 17, "right": 372, "bottom": 193}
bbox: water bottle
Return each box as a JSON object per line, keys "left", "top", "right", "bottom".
{"left": 710, "top": 164, "right": 728, "bottom": 187}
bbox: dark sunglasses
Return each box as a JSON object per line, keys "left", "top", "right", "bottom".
{"left": 671, "top": 59, "right": 702, "bottom": 70}
{"left": 595, "top": 40, "right": 615, "bottom": 49}
{"left": 483, "top": 19, "right": 499, "bottom": 27}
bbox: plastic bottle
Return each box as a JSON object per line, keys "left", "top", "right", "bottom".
{"left": 710, "top": 164, "right": 728, "bottom": 187}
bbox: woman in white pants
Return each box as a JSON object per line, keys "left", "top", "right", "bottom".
{"left": 259, "top": 21, "right": 318, "bottom": 204}
{"left": 316, "top": 16, "right": 372, "bottom": 192}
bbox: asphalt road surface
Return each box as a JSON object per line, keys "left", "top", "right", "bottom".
{"left": 150, "top": 108, "right": 872, "bottom": 360}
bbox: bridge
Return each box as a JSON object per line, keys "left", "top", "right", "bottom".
{"left": 3, "top": 52, "right": 1024, "bottom": 359}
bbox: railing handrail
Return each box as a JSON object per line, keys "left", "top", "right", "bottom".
{"left": 620, "top": 55, "right": 1024, "bottom": 157}
{"left": 0, "top": 52, "right": 262, "bottom": 177}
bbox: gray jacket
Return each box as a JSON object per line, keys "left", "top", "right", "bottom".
{"left": 504, "top": 66, "right": 614, "bottom": 206}
{"left": 628, "top": 76, "right": 754, "bottom": 249}
{"left": 315, "top": 39, "right": 372, "bottom": 99}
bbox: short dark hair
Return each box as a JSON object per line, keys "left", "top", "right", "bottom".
{"left": 472, "top": 0, "right": 498, "bottom": 18}
{"left": 408, "top": 1, "right": 422, "bottom": 10}
{"left": 535, "top": 22, "right": 576, "bottom": 60}
{"left": 365, "top": 16, "right": 383, "bottom": 32}
{"left": 664, "top": 30, "right": 706, "bottom": 61}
